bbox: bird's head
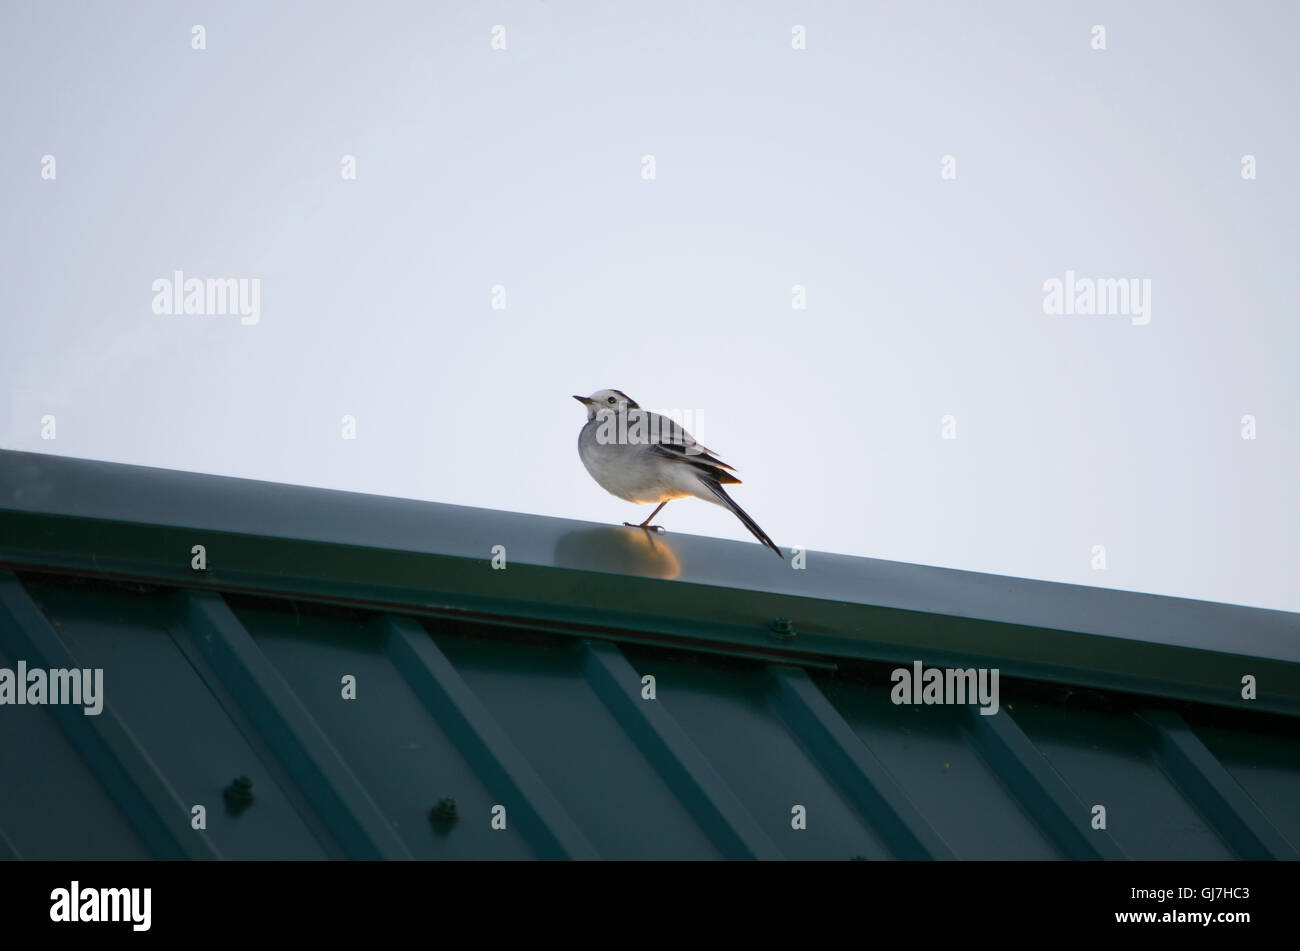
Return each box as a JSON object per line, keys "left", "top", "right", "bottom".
{"left": 572, "top": 388, "right": 639, "bottom": 421}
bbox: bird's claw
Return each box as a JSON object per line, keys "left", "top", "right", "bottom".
{"left": 623, "top": 522, "right": 666, "bottom": 534}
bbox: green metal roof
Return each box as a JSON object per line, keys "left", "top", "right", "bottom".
{"left": 0, "top": 448, "right": 1297, "bottom": 859}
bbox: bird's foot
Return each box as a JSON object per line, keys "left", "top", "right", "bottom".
{"left": 623, "top": 521, "right": 666, "bottom": 534}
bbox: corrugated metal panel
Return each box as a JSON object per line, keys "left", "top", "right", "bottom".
{"left": 1, "top": 450, "right": 1298, "bottom": 859}
{"left": 0, "top": 575, "right": 1295, "bottom": 860}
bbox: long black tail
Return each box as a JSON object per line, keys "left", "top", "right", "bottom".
{"left": 699, "top": 478, "right": 783, "bottom": 558}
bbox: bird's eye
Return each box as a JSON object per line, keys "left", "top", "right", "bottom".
{"left": 607, "top": 396, "right": 615, "bottom": 403}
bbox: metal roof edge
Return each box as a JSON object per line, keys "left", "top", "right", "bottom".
{"left": 3, "top": 449, "right": 1297, "bottom": 718}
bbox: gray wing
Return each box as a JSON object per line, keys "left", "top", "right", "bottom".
{"left": 637, "top": 410, "right": 741, "bottom": 485}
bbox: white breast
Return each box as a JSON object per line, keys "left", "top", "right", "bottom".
{"left": 578, "top": 421, "right": 699, "bottom": 504}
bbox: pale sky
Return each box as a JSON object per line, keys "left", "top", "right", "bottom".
{"left": 3, "top": 1, "right": 1297, "bottom": 611}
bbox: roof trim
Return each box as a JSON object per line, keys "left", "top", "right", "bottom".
{"left": 2, "top": 449, "right": 1298, "bottom": 717}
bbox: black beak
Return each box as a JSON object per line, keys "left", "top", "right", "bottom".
{"left": 572, "top": 395, "right": 590, "bottom": 405}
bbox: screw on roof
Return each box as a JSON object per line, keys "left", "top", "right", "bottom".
{"left": 429, "top": 796, "right": 459, "bottom": 836}
{"left": 769, "top": 617, "right": 796, "bottom": 639}
{"left": 223, "top": 775, "right": 254, "bottom": 816}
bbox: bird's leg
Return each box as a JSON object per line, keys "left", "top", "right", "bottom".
{"left": 624, "top": 500, "right": 669, "bottom": 534}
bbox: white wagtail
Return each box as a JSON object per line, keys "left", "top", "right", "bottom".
{"left": 572, "top": 389, "right": 783, "bottom": 558}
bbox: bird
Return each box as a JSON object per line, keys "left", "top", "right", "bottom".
{"left": 572, "top": 389, "right": 783, "bottom": 558}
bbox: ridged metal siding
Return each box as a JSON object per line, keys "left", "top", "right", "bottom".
{"left": 1, "top": 569, "right": 1296, "bottom": 860}
{"left": 1, "top": 449, "right": 1298, "bottom": 860}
